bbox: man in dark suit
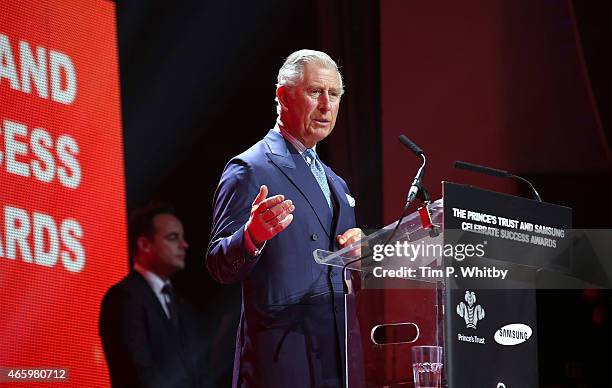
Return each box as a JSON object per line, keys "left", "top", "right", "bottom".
{"left": 206, "top": 49, "right": 362, "bottom": 387}
{"left": 100, "top": 203, "right": 212, "bottom": 388}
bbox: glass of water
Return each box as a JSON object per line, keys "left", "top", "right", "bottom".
{"left": 411, "top": 345, "right": 443, "bottom": 388}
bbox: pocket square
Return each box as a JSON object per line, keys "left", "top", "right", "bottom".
{"left": 345, "top": 193, "right": 355, "bottom": 207}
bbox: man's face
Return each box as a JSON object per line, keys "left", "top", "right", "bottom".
{"left": 279, "top": 62, "right": 342, "bottom": 148}
{"left": 141, "top": 214, "right": 188, "bottom": 278}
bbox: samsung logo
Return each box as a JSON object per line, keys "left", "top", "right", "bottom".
{"left": 494, "top": 323, "right": 532, "bottom": 345}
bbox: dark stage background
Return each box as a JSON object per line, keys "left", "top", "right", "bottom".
{"left": 115, "top": 0, "right": 610, "bottom": 386}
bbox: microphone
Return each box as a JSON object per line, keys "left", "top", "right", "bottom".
{"left": 454, "top": 160, "right": 542, "bottom": 202}
{"left": 340, "top": 135, "right": 434, "bottom": 294}
{"left": 399, "top": 135, "right": 426, "bottom": 203}
{"left": 399, "top": 135, "right": 424, "bottom": 156}
{"left": 454, "top": 160, "right": 508, "bottom": 178}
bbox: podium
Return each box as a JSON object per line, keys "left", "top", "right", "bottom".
{"left": 314, "top": 182, "right": 578, "bottom": 387}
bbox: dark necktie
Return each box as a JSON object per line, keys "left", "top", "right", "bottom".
{"left": 161, "top": 283, "right": 179, "bottom": 328}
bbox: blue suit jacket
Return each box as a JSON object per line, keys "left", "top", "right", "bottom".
{"left": 206, "top": 130, "right": 356, "bottom": 387}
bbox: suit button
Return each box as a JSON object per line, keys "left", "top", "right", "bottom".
{"left": 334, "top": 306, "right": 340, "bottom": 313}
{"left": 310, "top": 233, "right": 318, "bottom": 241}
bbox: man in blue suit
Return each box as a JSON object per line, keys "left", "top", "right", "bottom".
{"left": 206, "top": 49, "right": 361, "bottom": 387}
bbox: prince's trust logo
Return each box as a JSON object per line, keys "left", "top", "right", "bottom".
{"left": 456, "top": 290, "right": 486, "bottom": 345}
{"left": 456, "top": 290, "right": 485, "bottom": 328}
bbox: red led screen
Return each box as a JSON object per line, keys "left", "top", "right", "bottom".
{"left": 0, "top": 0, "right": 126, "bottom": 386}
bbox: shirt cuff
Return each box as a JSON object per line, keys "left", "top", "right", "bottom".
{"left": 243, "top": 224, "right": 266, "bottom": 257}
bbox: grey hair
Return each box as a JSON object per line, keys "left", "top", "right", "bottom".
{"left": 275, "top": 49, "right": 344, "bottom": 115}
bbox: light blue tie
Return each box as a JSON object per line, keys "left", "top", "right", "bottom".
{"left": 303, "top": 149, "right": 332, "bottom": 210}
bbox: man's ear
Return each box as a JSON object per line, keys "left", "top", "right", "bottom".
{"left": 276, "top": 86, "right": 290, "bottom": 111}
{"left": 137, "top": 236, "right": 152, "bottom": 254}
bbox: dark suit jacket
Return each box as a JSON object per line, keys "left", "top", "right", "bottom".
{"left": 99, "top": 271, "right": 212, "bottom": 388}
{"left": 206, "top": 129, "right": 356, "bottom": 387}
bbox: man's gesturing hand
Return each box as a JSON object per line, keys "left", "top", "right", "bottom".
{"left": 337, "top": 228, "right": 362, "bottom": 248}
{"left": 246, "top": 185, "right": 295, "bottom": 247}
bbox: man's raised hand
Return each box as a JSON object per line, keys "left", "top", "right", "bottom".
{"left": 246, "top": 185, "right": 295, "bottom": 247}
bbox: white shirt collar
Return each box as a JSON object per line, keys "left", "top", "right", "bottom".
{"left": 133, "top": 262, "right": 170, "bottom": 294}
{"left": 273, "top": 123, "right": 316, "bottom": 159}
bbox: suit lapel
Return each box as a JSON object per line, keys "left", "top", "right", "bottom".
{"left": 132, "top": 272, "right": 193, "bottom": 369}
{"left": 132, "top": 272, "right": 171, "bottom": 325}
{"left": 264, "top": 130, "right": 333, "bottom": 237}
